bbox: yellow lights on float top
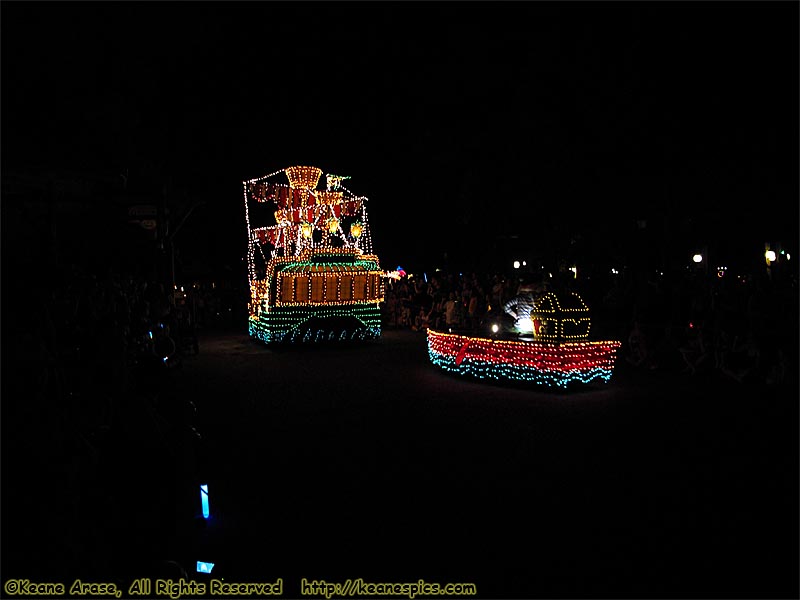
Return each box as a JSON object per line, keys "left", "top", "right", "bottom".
{"left": 246, "top": 166, "right": 371, "bottom": 256}
{"left": 534, "top": 291, "right": 589, "bottom": 313}
{"left": 285, "top": 166, "right": 322, "bottom": 190}
{"left": 316, "top": 190, "right": 344, "bottom": 205}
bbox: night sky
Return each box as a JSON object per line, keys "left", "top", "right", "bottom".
{"left": 3, "top": 2, "right": 798, "bottom": 278}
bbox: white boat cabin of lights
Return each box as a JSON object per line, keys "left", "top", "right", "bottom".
{"left": 243, "top": 166, "right": 384, "bottom": 343}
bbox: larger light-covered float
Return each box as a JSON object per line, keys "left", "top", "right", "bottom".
{"left": 243, "top": 166, "right": 384, "bottom": 343}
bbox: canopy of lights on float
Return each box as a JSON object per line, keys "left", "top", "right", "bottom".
{"left": 243, "top": 167, "right": 374, "bottom": 273}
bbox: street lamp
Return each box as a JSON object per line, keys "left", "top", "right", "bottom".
{"left": 166, "top": 200, "right": 207, "bottom": 293}
{"left": 692, "top": 254, "right": 703, "bottom": 264}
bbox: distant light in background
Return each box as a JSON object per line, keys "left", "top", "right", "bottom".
{"left": 765, "top": 250, "right": 777, "bottom": 263}
{"left": 692, "top": 254, "right": 703, "bottom": 264}
{"left": 513, "top": 261, "right": 520, "bottom": 269}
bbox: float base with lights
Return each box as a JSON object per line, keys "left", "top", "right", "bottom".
{"left": 243, "top": 166, "right": 388, "bottom": 343}
{"left": 427, "top": 291, "right": 621, "bottom": 387}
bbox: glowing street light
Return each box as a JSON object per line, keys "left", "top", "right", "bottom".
{"left": 765, "top": 250, "right": 777, "bottom": 263}
{"left": 692, "top": 254, "right": 703, "bottom": 264}
{"left": 513, "top": 261, "right": 521, "bottom": 269}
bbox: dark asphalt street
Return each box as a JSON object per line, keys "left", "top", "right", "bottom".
{"left": 162, "top": 326, "right": 798, "bottom": 599}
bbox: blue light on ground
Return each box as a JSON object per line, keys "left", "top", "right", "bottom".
{"left": 200, "top": 484, "right": 210, "bottom": 519}
{"left": 197, "top": 561, "right": 214, "bottom": 573}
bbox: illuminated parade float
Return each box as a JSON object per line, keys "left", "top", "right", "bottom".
{"left": 427, "top": 291, "right": 621, "bottom": 387}
{"left": 243, "top": 166, "right": 384, "bottom": 343}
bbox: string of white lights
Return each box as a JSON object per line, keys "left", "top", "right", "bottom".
{"left": 244, "top": 167, "right": 377, "bottom": 265}
{"left": 360, "top": 203, "right": 374, "bottom": 255}
{"left": 245, "top": 168, "right": 285, "bottom": 185}
{"left": 242, "top": 182, "right": 256, "bottom": 283}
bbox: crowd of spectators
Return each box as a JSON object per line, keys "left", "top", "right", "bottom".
{"left": 615, "top": 267, "right": 795, "bottom": 387}
{"left": 381, "top": 265, "right": 797, "bottom": 388}
{"left": 382, "top": 271, "right": 525, "bottom": 334}
{"left": 3, "top": 258, "right": 796, "bottom": 581}
{"left": 4, "top": 263, "right": 217, "bottom": 581}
